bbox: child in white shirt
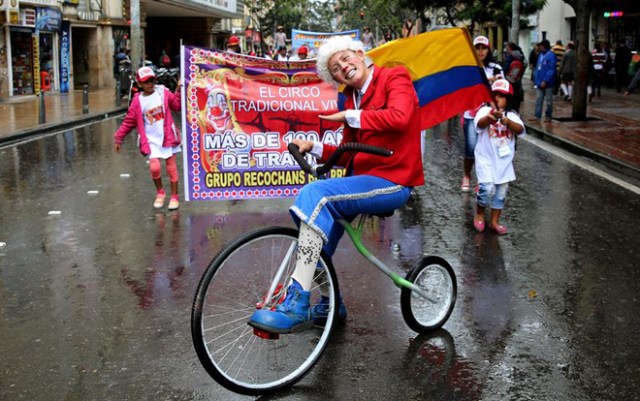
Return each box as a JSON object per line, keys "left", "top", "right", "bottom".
{"left": 472, "top": 79, "right": 526, "bottom": 235}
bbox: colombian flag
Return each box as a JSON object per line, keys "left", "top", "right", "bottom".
{"left": 367, "top": 28, "right": 491, "bottom": 129}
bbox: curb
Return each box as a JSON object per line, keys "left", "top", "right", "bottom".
{"left": 0, "top": 107, "right": 127, "bottom": 146}
{"left": 524, "top": 123, "right": 640, "bottom": 181}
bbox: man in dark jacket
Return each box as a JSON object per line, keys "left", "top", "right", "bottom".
{"left": 615, "top": 42, "right": 632, "bottom": 92}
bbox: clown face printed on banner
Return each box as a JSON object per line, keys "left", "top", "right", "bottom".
{"left": 206, "top": 87, "right": 232, "bottom": 133}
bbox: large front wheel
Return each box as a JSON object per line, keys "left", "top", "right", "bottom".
{"left": 191, "top": 226, "right": 339, "bottom": 396}
{"left": 400, "top": 256, "right": 457, "bottom": 333}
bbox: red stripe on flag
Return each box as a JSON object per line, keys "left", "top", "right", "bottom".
{"left": 419, "top": 83, "right": 491, "bottom": 129}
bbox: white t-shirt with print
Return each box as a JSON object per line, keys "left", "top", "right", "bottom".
{"left": 139, "top": 90, "right": 180, "bottom": 159}
{"left": 463, "top": 62, "right": 504, "bottom": 119}
{"left": 473, "top": 105, "right": 526, "bottom": 184}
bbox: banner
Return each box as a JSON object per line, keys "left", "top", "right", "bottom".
{"left": 367, "top": 28, "right": 491, "bottom": 129}
{"left": 291, "top": 29, "right": 360, "bottom": 58}
{"left": 181, "top": 46, "right": 343, "bottom": 201}
{"left": 59, "top": 21, "right": 70, "bottom": 93}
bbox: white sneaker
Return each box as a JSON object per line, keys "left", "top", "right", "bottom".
{"left": 153, "top": 192, "right": 166, "bottom": 209}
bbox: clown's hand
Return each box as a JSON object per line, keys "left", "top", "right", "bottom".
{"left": 319, "top": 111, "right": 346, "bottom": 123}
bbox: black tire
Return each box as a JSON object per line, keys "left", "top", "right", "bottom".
{"left": 400, "top": 256, "right": 457, "bottom": 333}
{"left": 191, "top": 226, "right": 339, "bottom": 395}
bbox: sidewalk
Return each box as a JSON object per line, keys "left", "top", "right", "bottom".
{"left": 0, "top": 87, "right": 127, "bottom": 145}
{"left": 0, "top": 81, "right": 639, "bottom": 180}
{"left": 519, "top": 77, "right": 640, "bottom": 179}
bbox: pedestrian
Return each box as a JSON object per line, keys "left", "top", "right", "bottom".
{"left": 503, "top": 42, "right": 527, "bottom": 112}
{"left": 532, "top": 39, "right": 557, "bottom": 122}
{"left": 528, "top": 43, "right": 540, "bottom": 85}
{"left": 274, "top": 45, "right": 288, "bottom": 61}
{"left": 402, "top": 18, "right": 415, "bottom": 38}
{"left": 591, "top": 42, "right": 608, "bottom": 97}
{"left": 290, "top": 45, "right": 309, "bottom": 61}
{"left": 614, "top": 41, "right": 632, "bottom": 92}
{"left": 248, "top": 35, "right": 424, "bottom": 333}
{"left": 159, "top": 49, "right": 171, "bottom": 68}
{"left": 460, "top": 35, "right": 504, "bottom": 193}
{"left": 628, "top": 53, "right": 640, "bottom": 81}
{"left": 472, "top": 79, "right": 525, "bottom": 235}
{"left": 226, "top": 36, "right": 241, "bottom": 53}
{"left": 274, "top": 25, "right": 287, "bottom": 50}
{"left": 558, "top": 41, "right": 576, "bottom": 101}
{"left": 114, "top": 47, "right": 128, "bottom": 78}
{"left": 362, "top": 26, "right": 376, "bottom": 51}
{"left": 624, "top": 66, "right": 640, "bottom": 96}
{"left": 551, "top": 40, "right": 565, "bottom": 95}
{"left": 114, "top": 66, "right": 183, "bottom": 210}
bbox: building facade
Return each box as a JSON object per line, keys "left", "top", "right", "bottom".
{"left": 0, "top": 0, "right": 244, "bottom": 100}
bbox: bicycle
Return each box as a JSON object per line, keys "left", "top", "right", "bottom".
{"left": 191, "top": 142, "right": 457, "bottom": 395}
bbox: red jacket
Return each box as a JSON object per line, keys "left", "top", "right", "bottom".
{"left": 114, "top": 85, "right": 181, "bottom": 156}
{"left": 322, "top": 66, "right": 424, "bottom": 187}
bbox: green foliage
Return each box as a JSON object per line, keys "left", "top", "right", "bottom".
{"left": 245, "top": 0, "right": 549, "bottom": 45}
{"left": 336, "top": 0, "right": 403, "bottom": 37}
{"left": 246, "top": 0, "right": 334, "bottom": 38}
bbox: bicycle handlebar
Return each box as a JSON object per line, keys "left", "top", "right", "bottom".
{"left": 287, "top": 142, "right": 393, "bottom": 176}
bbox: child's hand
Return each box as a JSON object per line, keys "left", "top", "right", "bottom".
{"left": 115, "top": 143, "right": 122, "bottom": 153}
{"left": 490, "top": 109, "right": 503, "bottom": 120}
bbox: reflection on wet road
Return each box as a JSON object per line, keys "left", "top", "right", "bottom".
{"left": 0, "top": 117, "right": 639, "bottom": 400}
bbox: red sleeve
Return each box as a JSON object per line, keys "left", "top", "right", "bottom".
{"left": 360, "top": 67, "right": 415, "bottom": 131}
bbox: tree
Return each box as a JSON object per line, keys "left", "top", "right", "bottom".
{"left": 563, "top": 0, "right": 594, "bottom": 120}
{"left": 336, "top": 0, "right": 404, "bottom": 40}
{"left": 246, "top": 0, "right": 334, "bottom": 54}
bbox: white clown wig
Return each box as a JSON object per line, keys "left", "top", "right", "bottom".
{"left": 316, "top": 35, "right": 365, "bottom": 86}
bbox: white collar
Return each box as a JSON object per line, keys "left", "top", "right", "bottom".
{"left": 359, "top": 66, "right": 374, "bottom": 95}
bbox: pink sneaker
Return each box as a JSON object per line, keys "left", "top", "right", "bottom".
{"left": 460, "top": 176, "right": 471, "bottom": 192}
{"left": 473, "top": 219, "right": 485, "bottom": 232}
{"left": 490, "top": 224, "right": 508, "bottom": 235}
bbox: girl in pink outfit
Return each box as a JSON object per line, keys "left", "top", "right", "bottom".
{"left": 114, "top": 66, "right": 183, "bottom": 210}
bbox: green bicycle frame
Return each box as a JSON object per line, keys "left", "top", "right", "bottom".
{"left": 338, "top": 215, "right": 438, "bottom": 304}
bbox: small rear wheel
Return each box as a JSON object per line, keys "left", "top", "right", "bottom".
{"left": 191, "top": 226, "right": 339, "bottom": 395}
{"left": 400, "top": 256, "right": 456, "bottom": 333}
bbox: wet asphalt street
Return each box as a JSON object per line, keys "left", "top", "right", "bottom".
{"left": 1, "top": 118, "right": 639, "bottom": 401}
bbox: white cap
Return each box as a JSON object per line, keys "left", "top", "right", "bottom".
{"left": 136, "top": 66, "right": 155, "bottom": 82}
{"left": 473, "top": 36, "right": 490, "bottom": 48}
{"left": 491, "top": 79, "right": 513, "bottom": 95}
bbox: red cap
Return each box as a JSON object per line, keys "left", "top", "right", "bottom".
{"left": 227, "top": 36, "right": 240, "bottom": 46}
{"left": 491, "top": 79, "right": 513, "bottom": 96}
{"left": 298, "top": 46, "right": 308, "bottom": 55}
{"left": 136, "top": 66, "right": 155, "bottom": 82}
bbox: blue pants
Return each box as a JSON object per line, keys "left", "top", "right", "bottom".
{"left": 535, "top": 86, "right": 554, "bottom": 118}
{"left": 476, "top": 182, "right": 509, "bottom": 210}
{"left": 463, "top": 117, "right": 477, "bottom": 159}
{"left": 290, "top": 175, "right": 412, "bottom": 257}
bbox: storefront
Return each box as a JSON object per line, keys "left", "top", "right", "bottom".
{"left": 6, "top": 1, "right": 61, "bottom": 96}
{"left": 36, "top": 7, "right": 62, "bottom": 92}
{"left": 10, "top": 8, "right": 36, "bottom": 95}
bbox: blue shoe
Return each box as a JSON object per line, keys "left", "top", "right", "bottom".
{"left": 311, "top": 295, "right": 347, "bottom": 325}
{"left": 249, "top": 280, "right": 313, "bottom": 334}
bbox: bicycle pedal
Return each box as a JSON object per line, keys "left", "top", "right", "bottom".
{"left": 253, "top": 327, "right": 280, "bottom": 340}
{"left": 255, "top": 283, "right": 285, "bottom": 309}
